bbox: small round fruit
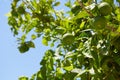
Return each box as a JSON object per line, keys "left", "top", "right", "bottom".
{"left": 93, "top": 16, "right": 107, "bottom": 29}
{"left": 98, "top": 2, "right": 112, "bottom": 16}
{"left": 62, "top": 33, "right": 75, "bottom": 45}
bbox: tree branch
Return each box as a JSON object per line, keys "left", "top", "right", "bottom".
{"left": 77, "top": 0, "right": 94, "bottom": 17}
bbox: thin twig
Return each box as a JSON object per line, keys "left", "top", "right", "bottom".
{"left": 103, "top": 68, "right": 114, "bottom": 80}
{"left": 77, "top": 0, "right": 94, "bottom": 17}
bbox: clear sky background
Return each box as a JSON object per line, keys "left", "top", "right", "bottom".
{"left": 0, "top": 0, "right": 49, "bottom": 80}
{"left": 0, "top": 0, "right": 67, "bottom": 80}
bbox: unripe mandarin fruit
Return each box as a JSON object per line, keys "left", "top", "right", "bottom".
{"left": 98, "top": 2, "right": 112, "bottom": 16}
{"left": 62, "top": 33, "right": 75, "bottom": 45}
{"left": 93, "top": 16, "right": 107, "bottom": 29}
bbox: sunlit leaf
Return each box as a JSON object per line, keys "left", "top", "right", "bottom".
{"left": 80, "top": 21, "right": 85, "bottom": 29}
{"left": 74, "top": 11, "right": 89, "bottom": 20}
{"left": 71, "top": 68, "right": 87, "bottom": 76}
{"left": 19, "top": 76, "right": 28, "bottom": 80}
{"left": 31, "top": 34, "right": 37, "bottom": 40}
{"left": 63, "top": 65, "right": 73, "bottom": 71}
{"left": 89, "top": 67, "right": 95, "bottom": 75}
{"left": 42, "top": 37, "right": 48, "bottom": 46}
{"left": 7, "top": 0, "right": 120, "bottom": 80}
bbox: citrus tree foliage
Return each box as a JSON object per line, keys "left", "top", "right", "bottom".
{"left": 8, "top": 0, "right": 120, "bottom": 80}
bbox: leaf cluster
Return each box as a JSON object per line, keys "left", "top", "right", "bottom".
{"left": 8, "top": 0, "right": 120, "bottom": 80}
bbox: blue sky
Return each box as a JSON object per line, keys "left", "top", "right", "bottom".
{"left": 0, "top": 1, "right": 49, "bottom": 80}
{"left": 0, "top": 0, "right": 68, "bottom": 80}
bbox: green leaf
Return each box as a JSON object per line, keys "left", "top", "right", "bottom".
{"left": 31, "top": 34, "right": 37, "bottom": 40}
{"left": 91, "top": 50, "right": 100, "bottom": 68}
{"left": 26, "top": 41, "right": 35, "bottom": 48}
{"left": 81, "top": 0, "right": 88, "bottom": 3}
{"left": 80, "top": 21, "right": 85, "bottom": 29}
{"left": 117, "top": 14, "right": 120, "bottom": 21}
{"left": 40, "top": 66, "right": 47, "bottom": 79}
{"left": 21, "top": 34, "right": 26, "bottom": 42}
{"left": 103, "top": 0, "right": 114, "bottom": 4}
{"left": 65, "top": 52, "right": 76, "bottom": 58}
{"left": 71, "top": 68, "right": 87, "bottom": 76}
{"left": 17, "top": 6, "right": 25, "bottom": 14}
{"left": 18, "top": 43, "right": 29, "bottom": 53}
{"left": 74, "top": 11, "right": 89, "bottom": 20}
{"left": 19, "top": 76, "right": 28, "bottom": 80}
{"left": 117, "top": 0, "right": 120, "bottom": 3}
{"left": 8, "top": 0, "right": 120, "bottom": 80}
{"left": 30, "top": 74, "right": 36, "bottom": 80}
{"left": 63, "top": 65, "right": 73, "bottom": 71}
{"left": 89, "top": 67, "right": 95, "bottom": 75}
{"left": 65, "top": 0, "right": 72, "bottom": 8}
{"left": 50, "top": 42, "right": 54, "bottom": 47}
{"left": 26, "top": 19, "right": 38, "bottom": 34}
{"left": 31, "top": 0, "right": 37, "bottom": 8}
{"left": 42, "top": 37, "right": 48, "bottom": 46}
{"left": 36, "top": 71, "right": 42, "bottom": 79}
{"left": 44, "top": 28, "right": 51, "bottom": 35}
{"left": 56, "top": 68, "right": 63, "bottom": 75}
{"left": 25, "top": 13, "right": 31, "bottom": 20}
{"left": 53, "top": 2, "right": 60, "bottom": 6}
{"left": 63, "top": 59, "right": 73, "bottom": 71}
{"left": 14, "top": 0, "right": 20, "bottom": 3}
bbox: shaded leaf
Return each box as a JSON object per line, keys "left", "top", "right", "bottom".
{"left": 53, "top": 2, "right": 60, "bottom": 6}
{"left": 26, "top": 41, "right": 35, "bottom": 48}
{"left": 18, "top": 43, "right": 29, "bottom": 53}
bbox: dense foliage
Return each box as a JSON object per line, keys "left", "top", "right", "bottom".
{"left": 8, "top": 0, "right": 120, "bottom": 80}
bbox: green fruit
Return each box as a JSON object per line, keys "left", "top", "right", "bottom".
{"left": 93, "top": 16, "right": 107, "bottom": 29}
{"left": 62, "top": 33, "right": 75, "bottom": 45}
{"left": 98, "top": 2, "right": 112, "bottom": 16}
